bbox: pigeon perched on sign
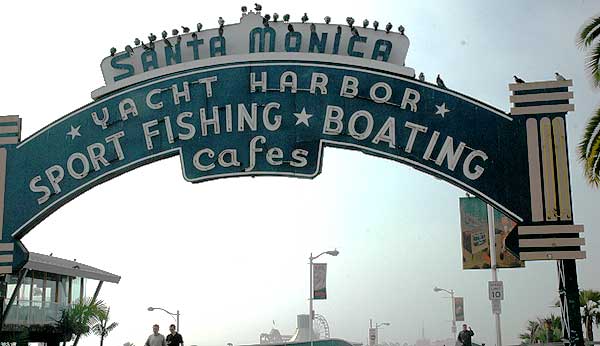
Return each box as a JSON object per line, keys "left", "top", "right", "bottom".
{"left": 134, "top": 38, "right": 141, "bottom": 46}
{"left": 197, "top": 23, "right": 203, "bottom": 31}
{"left": 555, "top": 72, "right": 566, "bottom": 81}
{"left": 148, "top": 33, "right": 157, "bottom": 42}
{"left": 513, "top": 75, "right": 525, "bottom": 83}
{"left": 363, "top": 19, "right": 369, "bottom": 28}
{"left": 385, "top": 22, "right": 392, "bottom": 33}
{"left": 346, "top": 17, "right": 355, "bottom": 27}
{"left": 162, "top": 31, "right": 168, "bottom": 39}
{"left": 324, "top": 16, "right": 331, "bottom": 24}
{"left": 182, "top": 26, "right": 190, "bottom": 33}
{"left": 110, "top": 47, "right": 117, "bottom": 57}
{"left": 436, "top": 74, "right": 446, "bottom": 88}
{"left": 418, "top": 72, "right": 425, "bottom": 81}
{"left": 283, "top": 14, "right": 290, "bottom": 23}
{"left": 302, "top": 13, "right": 309, "bottom": 23}
{"left": 218, "top": 17, "right": 225, "bottom": 28}
{"left": 241, "top": 6, "right": 247, "bottom": 14}
{"left": 255, "top": 3, "right": 262, "bottom": 12}
{"left": 373, "top": 21, "right": 379, "bottom": 31}
{"left": 273, "top": 13, "right": 279, "bottom": 22}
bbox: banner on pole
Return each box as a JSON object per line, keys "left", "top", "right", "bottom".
{"left": 454, "top": 297, "right": 465, "bottom": 321}
{"left": 313, "top": 263, "right": 327, "bottom": 300}
{"left": 368, "top": 328, "right": 378, "bottom": 346}
{"left": 459, "top": 197, "right": 524, "bottom": 269}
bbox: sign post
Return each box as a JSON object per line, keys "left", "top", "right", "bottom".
{"left": 487, "top": 204, "right": 503, "bottom": 346}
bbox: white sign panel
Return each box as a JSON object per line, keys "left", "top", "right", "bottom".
{"left": 491, "top": 299, "right": 502, "bottom": 314}
{"left": 488, "top": 280, "right": 504, "bottom": 300}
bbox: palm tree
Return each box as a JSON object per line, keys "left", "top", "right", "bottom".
{"left": 578, "top": 16, "right": 600, "bottom": 185}
{"left": 518, "top": 320, "right": 540, "bottom": 344}
{"left": 519, "top": 315, "right": 562, "bottom": 344}
{"left": 55, "top": 299, "right": 107, "bottom": 346}
{"left": 91, "top": 307, "right": 119, "bottom": 346}
{"left": 579, "top": 289, "right": 600, "bottom": 341}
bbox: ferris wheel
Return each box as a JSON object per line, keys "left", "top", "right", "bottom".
{"left": 313, "top": 314, "right": 331, "bottom": 339}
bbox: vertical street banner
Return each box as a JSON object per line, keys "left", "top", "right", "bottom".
{"left": 459, "top": 197, "right": 524, "bottom": 269}
{"left": 368, "top": 328, "right": 378, "bottom": 346}
{"left": 313, "top": 263, "right": 327, "bottom": 300}
{"left": 454, "top": 296, "right": 465, "bottom": 322}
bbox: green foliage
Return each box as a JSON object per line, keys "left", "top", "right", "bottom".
{"left": 91, "top": 307, "right": 119, "bottom": 346}
{"left": 518, "top": 314, "right": 562, "bottom": 344}
{"left": 54, "top": 298, "right": 107, "bottom": 343}
{"left": 579, "top": 289, "right": 600, "bottom": 341}
{"left": 578, "top": 15, "right": 600, "bottom": 184}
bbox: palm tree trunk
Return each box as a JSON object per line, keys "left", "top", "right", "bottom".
{"left": 587, "top": 320, "right": 594, "bottom": 341}
{"left": 100, "top": 335, "right": 104, "bottom": 346}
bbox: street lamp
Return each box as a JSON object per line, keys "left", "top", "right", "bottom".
{"left": 148, "top": 306, "right": 180, "bottom": 332}
{"left": 309, "top": 249, "right": 339, "bottom": 344}
{"left": 368, "top": 320, "right": 390, "bottom": 346}
{"left": 433, "top": 286, "right": 456, "bottom": 341}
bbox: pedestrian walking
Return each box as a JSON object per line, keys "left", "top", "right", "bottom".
{"left": 145, "top": 324, "right": 167, "bottom": 346}
{"left": 167, "top": 324, "right": 184, "bottom": 346}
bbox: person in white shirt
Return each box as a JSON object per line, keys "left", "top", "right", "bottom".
{"left": 145, "top": 324, "right": 167, "bottom": 346}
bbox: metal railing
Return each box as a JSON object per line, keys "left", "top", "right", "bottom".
{"left": 2, "top": 299, "right": 70, "bottom": 325}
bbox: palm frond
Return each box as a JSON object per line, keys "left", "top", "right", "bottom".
{"left": 579, "top": 16, "right": 600, "bottom": 47}
{"left": 584, "top": 43, "right": 600, "bottom": 87}
{"left": 106, "top": 322, "right": 119, "bottom": 332}
{"left": 578, "top": 107, "right": 600, "bottom": 185}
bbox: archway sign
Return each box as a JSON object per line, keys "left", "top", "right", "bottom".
{"left": 0, "top": 10, "right": 586, "bottom": 345}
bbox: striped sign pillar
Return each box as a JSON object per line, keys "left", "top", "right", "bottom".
{"left": 509, "top": 80, "right": 584, "bottom": 346}
{"left": 0, "top": 115, "right": 21, "bottom": 275}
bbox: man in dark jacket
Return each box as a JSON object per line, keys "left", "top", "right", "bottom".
{"left": 457, "top": 324, "right": 474, "bottom": 346}
{"left": 166, "top": 324, "right": 184, "bottom": 346}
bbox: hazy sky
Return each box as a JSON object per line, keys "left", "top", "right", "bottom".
{"left": 0, "top": 1, "right": 599, "bottom": 346}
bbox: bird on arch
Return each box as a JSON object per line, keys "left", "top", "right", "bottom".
{"left": 513, "top": 75, "right": 525, "bottom": 83}
{"left": 555, "top": 72, "right": 566, "bottom": 81}
{"left": 436, "top": 74, "right": 446, "bottom": 88}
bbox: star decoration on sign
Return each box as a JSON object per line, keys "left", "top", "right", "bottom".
{"left": 67, "top": 125, "right": 81, "bottom": 139}
{"left": 435, "top": 103, "right": 451, "bottom": 118}
{"left": 293, "top": 107, "right": 314, "bottom": 127}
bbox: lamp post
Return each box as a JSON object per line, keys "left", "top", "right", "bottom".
{"left": 368, "top": 319, "right": 390, "bottom": 346}
{"left": 433, "top": 286, "right": 456, "bottom": 341}
{"left": 309, "top": 249, "right": 339, "bottom": 344}
{"left": 148, "top": 306, "right": 180, "bottom": 332}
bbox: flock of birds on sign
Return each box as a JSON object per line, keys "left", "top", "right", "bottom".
{"left": 108, "top": 4, "right": 568, "bottom": 89}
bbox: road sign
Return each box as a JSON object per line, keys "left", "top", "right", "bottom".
{"left": 491, "top": 299, "right": 502, "bottom": 314}
{"left": 488, "top": 281, "right": 504, "bottom": 300}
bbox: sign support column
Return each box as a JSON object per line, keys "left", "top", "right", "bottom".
{"left": 487, "top": 205, "right": 502, "bottom": 346}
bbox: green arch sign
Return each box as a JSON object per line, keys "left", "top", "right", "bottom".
{"left": 0, "top": 9, "right": 586, "bottom": 345}
{"left": 0, "top": 53, "right": 565, "bottom": 268}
